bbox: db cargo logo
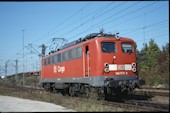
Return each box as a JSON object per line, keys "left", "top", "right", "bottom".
{"left": 54, "top": 66, "right": 65, "bottom": 73}
{"left": 117, "top": 65, "right": 125, "bottom": 70}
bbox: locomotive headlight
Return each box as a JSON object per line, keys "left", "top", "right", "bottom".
{"left": 104, "top": 63, "right": 109, "bottom": 68}
{"left": 104, "top": 68, "right": 109, "bottom": 73}
{"left": 132, "top": 68, "right": 136, "bottom": 72}
{"left": 132, "top": 62, "right": 136, "bottom": 67}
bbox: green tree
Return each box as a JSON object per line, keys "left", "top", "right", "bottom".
{"left": 157, "top": 43, "right": 169, "bottom": 85}
{"left": 146, "top": 39, "right": 160, "bottom": 69}
{"left": 138, "top": 43, "right": 148, "bottom": 73}
{"left": 137, "top": 39, "right": 169, "bottom": 86}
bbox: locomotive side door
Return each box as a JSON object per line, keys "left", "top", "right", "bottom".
{"left": 83, "top": 45, "right": 90, "bottom": 78}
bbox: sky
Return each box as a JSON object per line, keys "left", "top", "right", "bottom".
{"left": 0, "top": 1, "right": 169, "bottom": 76}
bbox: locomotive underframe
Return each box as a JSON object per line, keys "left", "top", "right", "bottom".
{"left": 104, "top": 77, "right": 145, "bottom": 93}
{"left": 41, "top": 75, "right": 145, "bottom": 98}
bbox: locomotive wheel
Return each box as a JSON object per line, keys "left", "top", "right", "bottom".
{"left": 69, "top": 86, "right": 75, "bottom": 96}
{"left": 44, "top": 83, "right": 52, "bottom": 92}
{"left": 87, "top": 87, "right": 102, "bottom": 100}
{"left": 84, "top": 87, "right": 91, "bottom": 98}
{"left": 52, "top": 86, "right": 57, "bottom": 93}
{"left": 61, "top": 88, "right": 69, "bottom": 96}
{"left": 104, "top": 87, "right": 112, "bottom": 100}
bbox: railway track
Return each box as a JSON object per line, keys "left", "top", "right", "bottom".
{"left": 141, "top": 86, "right": 169, "bottom": 90}
{"left": 125, "top": 100, "right": 169, "bottom": 112}
{"left": 103, "top": 99, "right": 169, "bottom": 112}
{"left": 134, "top": 87, "right": 169, "bottom": 97}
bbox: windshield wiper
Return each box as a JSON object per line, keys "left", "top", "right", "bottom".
{"left": 103, "top": 48, "right": 112, "bottom": 54}
{"left": 128, "top": 50, "right": 132, "bottom": 54}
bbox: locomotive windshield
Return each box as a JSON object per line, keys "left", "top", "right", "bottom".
{"left": 122, "top": 43, "right": 134, "bottom": 53}
{"left": 101, "top": 42, "right": 116, "bottom": 53}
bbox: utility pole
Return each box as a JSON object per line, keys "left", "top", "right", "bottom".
{"left": 41, "top": 44, "right": 46, "bottom": 58}
{"left": 0, "top": 60, "right": 5, "bottom": 77}
{"left": 5, "top": 61, "right": 7, "bottom": 76}
{"left": 5, "top": 60, "right": 9, "bottom": 76}
{"left": 15, "top": 59, "right": 18, "bottom": 84}
{"left": 22, "top": 29, "right": 25, "bottom": 86}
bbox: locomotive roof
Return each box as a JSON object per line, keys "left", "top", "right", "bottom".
{"left": 60, "top": 33, "right": 120, "bottom": 50}
{"left": 45, "top": 32, "right": 134, "bottom": 58}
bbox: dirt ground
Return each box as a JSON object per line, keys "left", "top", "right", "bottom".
{"left": 0, "top": 95, "right": 76, "bottom": 112}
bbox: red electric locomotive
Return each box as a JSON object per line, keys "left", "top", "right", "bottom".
{"left": 40, "top": 32, "right": 144, "bottom": 99}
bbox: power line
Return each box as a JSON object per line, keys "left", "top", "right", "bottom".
{"left": 136, "top": 33, "right": 168, "bottom": 43}
{"left": 94, "top": 2, "right": 156, "bottom": 31}
{"left": 92, "top": 2, "right": 115, "bottom": 18}
{"left": 51, "top": 2, "right": 123, "bottom": 39}
{"left": 67, "top": 1, "right": 157, "bottom": 41}
{"left": 72, "top": 2, "right": 126, "bottom": 33}
{"left": 48, "top": 2, "right": 92, "bottom": 35}
{"left": 93, "top": 1, "right": 140, "bottom": 28}
{"left": 45, "top": 2, "right": 124, "bottom": 49}
{"left": 121, "top": 19, "right": 168, "bottom": 36}
{"left": 31, "top": 2, "right": 92, "bottom": 44}
{"left": 106, "top": 2, "right": 167, "bottom": 32}
{"left": 67, "top": 2, "right": 143, "bottom": 40}
{"left": 51, "top": 2, "right": 114, "bottom": 36}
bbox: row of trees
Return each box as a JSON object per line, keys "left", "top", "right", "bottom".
{"left": 137, "top": 39, "right": 169, "bottom": 86}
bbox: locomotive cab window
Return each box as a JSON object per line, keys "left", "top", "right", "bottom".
{"left": 122, "top": 43, "right": 134, "bottom": 53}
{"left": 101, "top": 42, "right": 116, "bottom": 53}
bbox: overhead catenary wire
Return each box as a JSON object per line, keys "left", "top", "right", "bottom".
{"left": 91, "top": 1, "right": 156, "bottom": 33}
{"left": 31, "top": 2, "right": 92, "bottom": 44}
{"left": 124, "top": 26, "right": 168, "bottom": 41}
{"left": 106, "top": 2, "right": 168, "bottom": 32}
{"left": 121, "top": 19, "right": 168, "bottom": 36}
{"left": 136, "top": 33, "right": 168, "bottom": 43}
{"left": 58, "top": 2, "right": 125, "bottom": 36}
{"left": 51, "top": 2, "right": 126, "bottom": 39}
{"left": 68, "top": 2, "right": 155, "bottom": 39}
{"left": 51, "top": 2, "right": 115, "bottom": 36}
{"left": 67, "top": 1, "right": 156, "bottom": 40}
{"left": 48, "top": 2, "right": 93, "bottom": 35}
